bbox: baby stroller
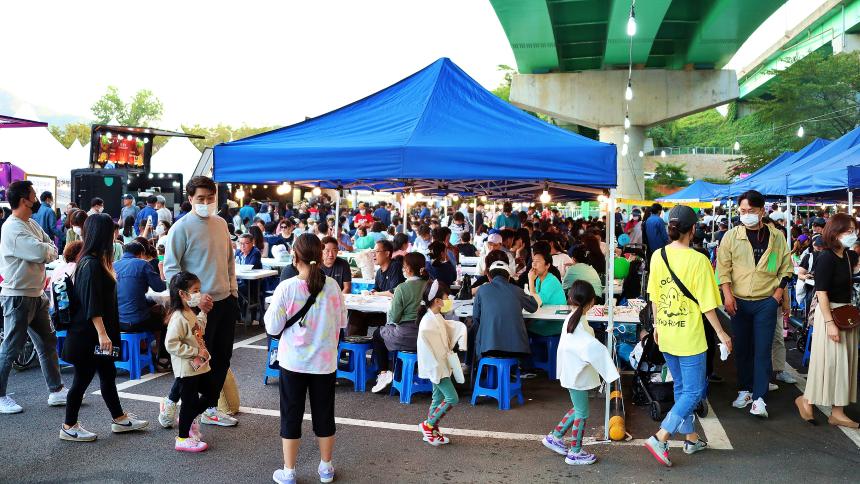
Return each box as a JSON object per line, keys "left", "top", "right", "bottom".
{"left": 631, "top": 305, "right": 708, "bottom": 421}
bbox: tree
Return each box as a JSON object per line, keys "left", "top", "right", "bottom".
{"left": 653, "top": 162, "right": 688, "bottom": 187}
{"left": 49, "top": 122, "right": 92, "bottom": 148}
{"left": 180, "top": 124, "right": 281, "bottom": 151}
{"left": 91, "top": 86, "right": 163, "bottom": 126}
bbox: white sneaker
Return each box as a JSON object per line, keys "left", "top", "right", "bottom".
{"left": 158, "top": 397, "right": 178, "bottom": 428}
{"left": 48, "top": 387, "right": 69, "bottom": 406}
{"left": 201, "top": 408, "right": 238, "bottom": 427}
{"left": 750, "top": 398, "right": 768, "bottom": 418}
{"left": 775, "top": 371, "right": 797, "bottom": 384}
{"left": 768, "top": 383, "right": 779, "bottom": 392}
{"left": 0, "top": 395, "right": 23, "bottom": 414}
{"left": 111, "top": 413, "right": 149, "bottom": 433}
{"left": 732, "top": 391, "right": 752, "bottom": 408}
{"left": 60, "top": 423, "right": 97, "bottom": 442}
{"left": 371, "top": 371, "right": 393, "bottom": 393}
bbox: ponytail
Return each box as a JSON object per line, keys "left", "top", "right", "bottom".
{"left": 404, "top": 252, "right": 427, "bottom": 280}
{"left": 566, "top": 280, "right": 596, "bottom": 333}
{"left": 293, "top": 233, "right": 326, "bottom": 294}
{"left": 416, "top": 279, "right": 450, "bottom": 323}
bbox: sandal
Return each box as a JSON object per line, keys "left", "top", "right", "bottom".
{"left": 827, "top": 415, "right": 859, "bottom": 429}
{"left": 794, "top": 396, "right": 816, "bottom": 425}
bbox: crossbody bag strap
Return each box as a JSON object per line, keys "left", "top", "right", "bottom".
{"left": 660, "top": 248, "right": 699, "bottom": 307}
{"left": 270, "top": 286, "right": 322, "bottom": 340}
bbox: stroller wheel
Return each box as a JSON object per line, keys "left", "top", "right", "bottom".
{"left": 649, "top": 401, "right": 662, "bottom": 421}
{"left": 695, "top": 399, "right": 709, "bottom": 418}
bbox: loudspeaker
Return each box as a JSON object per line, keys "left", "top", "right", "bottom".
{"left": 71, "top": 169, "right": 128, "bottom": 219}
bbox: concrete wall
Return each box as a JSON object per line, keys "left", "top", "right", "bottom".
{"left": 644, "top": 153, "right": 737, "bottom": 180}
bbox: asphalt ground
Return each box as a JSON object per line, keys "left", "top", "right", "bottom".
{"left": 1, "top": 321, "right": 858, "bottom": 484}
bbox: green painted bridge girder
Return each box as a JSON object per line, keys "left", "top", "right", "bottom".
{"left": 490, "top": 0, "right": 786, "bottom": 73}
{"left": 739, "top": 0, "right": 860, "bottom": 99}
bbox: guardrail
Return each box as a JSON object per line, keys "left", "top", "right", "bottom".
{"left": 644, "top": 146, "right": 740, "bottom": 156}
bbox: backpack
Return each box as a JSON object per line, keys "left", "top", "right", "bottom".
{"left": 51, "top": 272, "right": 76, "bottom": 330}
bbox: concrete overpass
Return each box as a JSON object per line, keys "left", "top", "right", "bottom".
{"left": 489, "top": 0, "right": 786, "bottom": 198}
{"left": 738, "top": 0, "right": 860, "bottom": 99}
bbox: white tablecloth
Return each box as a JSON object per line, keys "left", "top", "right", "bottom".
{"left": 236, "top": 269, "right": 278, "bottom": 280}
{"left": 261, "top": 258, "right": 291, "bottom": 269}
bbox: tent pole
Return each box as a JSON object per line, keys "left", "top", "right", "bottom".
{"left": 402, "top": 195, "right": 408, "bottom": 234}
{"left": 473, "top": 197, "right": 479, "bottom": 237}
{"left": 785, "top": 196, "right": 791, "bottom": 248}
{"left": 334, "top": 190, "right": 341, "bottom": 240}
{"left": 849, "top": 190, "right": 854, "bottom": 218}
{"left": 604, "top": 189, "right": 617, "bottom": 441}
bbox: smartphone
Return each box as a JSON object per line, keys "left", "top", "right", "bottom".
{"left": 94, "top": 345, "right": 120, "bottom": 358}
{"left": 555, "top": 309, "right": 572, "bottom": 315}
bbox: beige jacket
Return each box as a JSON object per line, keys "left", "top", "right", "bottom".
{"left": 716, "top": 225, "right": 793, "bottom": 299}
{"left": 165, "top": 310, "right": 210, "bottom": 378}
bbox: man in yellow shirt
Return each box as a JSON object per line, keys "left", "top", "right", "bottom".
{"left": 715, "top": 190, "right": 793, "bottom": 419}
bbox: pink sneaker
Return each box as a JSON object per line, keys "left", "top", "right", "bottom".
{"left": 175, "top": 436, "right": 208, "bottom": 453}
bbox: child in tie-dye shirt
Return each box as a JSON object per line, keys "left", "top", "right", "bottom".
{"left": 264, "top": 233, "right": 347, "bottom": 484}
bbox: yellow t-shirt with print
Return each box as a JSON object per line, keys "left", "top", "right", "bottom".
{"left": 647, "top": 246, "right": 721, "bottom": 357}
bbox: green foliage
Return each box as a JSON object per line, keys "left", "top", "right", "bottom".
{"left": 180, "top": 124, "right": 281, "bottom": 151}
{"left": 653, "top": 162, "right": 688, "bottom": 187}
{"left": 49, "top": 122, "right": 91, "bottom": 148}
{"left": 91, "top": 86, "right": 163, "bottom": 126}
{"left": 701, "top": 176, "right": 731, "bottom": 184}
{"left": 644, "top": 179, "right": 663, "bottom": 200}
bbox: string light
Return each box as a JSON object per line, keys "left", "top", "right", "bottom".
{"left": 235, "top": 187, "right": 245, "bottom": 200}
{"left": 734, "top": 140, "right": 740, "bottom": 151}
{"left": 661, "top": 150, "right": 667, "bottom": 158}
{"left": 621, "top": 144, "right": 629, "bottom": 156}
{"left": 623, "top": 133, "right": 630, "bottom": 144}
{"left": 276, "top": 182, "right": 291, "bottom": 195}
{"left": 624, "top": 80, "right": 633, "bottom": 101}
{"left": 638, "top": 150, "right": 644, "bottom": 158}
{"left": 312, "top": 185, "right": 322, "bottom": 196}
{"left": 624, "top": 115, "right": 631, "bottom": 130}
{"left": 626, "top": 1, "right": 637, "bottom": 37}
{"left": 797, "top": 125, "right": 804, "bottom": 137}
{"left": 539, "top": 183, "right": 551, "bottom": 204}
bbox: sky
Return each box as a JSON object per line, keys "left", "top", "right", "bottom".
{"left": 1, "top": 0, "right": 516, "bottom": 129}
{"left": 1, "top": 0, "right": 829, "bottom": 128}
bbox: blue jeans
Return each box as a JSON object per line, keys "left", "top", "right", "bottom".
{"left": 731, "top": 297, "right": 778, "bottom": 400}
{"left": 660, "top": 351, "right": 706, "bottom": 436}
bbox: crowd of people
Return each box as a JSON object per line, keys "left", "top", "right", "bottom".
{"left": 0, "top": 176, "right": 858, "bottom": 479}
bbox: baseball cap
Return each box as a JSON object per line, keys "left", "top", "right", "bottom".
{"left": 122, "top": 194, "right": 134, "bottom": 200}
{"left": 668, "top": 205, "right": 697, "bottom": 227}
{"left": 487, "top": 233, "right": 502, "bottom": 244}
{"left": 156, "top": 195, "right": 166, "bottom": 204}
{"left": 813, "top": 217, "right": 826, "bottom": 227}
{"left": 488, "top": 260, "right": 511, "bottom": 274}
{"left": 797, "top": 234, "right": 809, "bottom": 243}
{"left": 813, "top": 238, "right": 825, "bottom": 247}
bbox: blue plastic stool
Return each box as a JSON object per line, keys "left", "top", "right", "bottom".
{"left": 114, "top": 332, "right": 155, "bottom": 380}
{"left": 55, "top": 330, "right": 72, "bottom": 367}
{"left": 529, "top": 335, "right": 559, "bottom": 380}
{"left": 802, "top": 326, "right": 813, "bottom": 367}
{"left": 336, "top": 341, "right": 377, "bottom": 392}
{"left": 264, "top": 338, "right": 280, "bottom": 385}
{"left": 390, "top": 351, "right": 433, "bottom": 404}
{"left": 470, "top": 357, "right": 524, "bottom": 410}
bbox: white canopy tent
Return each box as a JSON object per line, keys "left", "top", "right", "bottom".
{"left": 0, "top": 106, "right": 88, "bottom": 181}
{"left": 150, "top": 135, "right": 201, "bottom": 186}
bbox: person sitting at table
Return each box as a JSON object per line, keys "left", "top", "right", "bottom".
{"left": 414, "top": 225, "right": 433, "bottom": 252}
{"left": 353, "top": 227, "right": 375, "bottom": 250}
{"left": 470, "top": 233, "right": 506, "bottom": 296}
{"left": 425, "top": 241, "right": 457, "bottom": 286}
{"left": 235, "top": 234, "right": 263, "bottom": 322}
{"left": 456, "top": 232, "right": 478, "bottom": 258}
{"left": 392, "top": 233, "right": 410, "bottom": 262}
{"left": 114, "top": 241, "right": 169, "bottom": 365}
{"left": 249, "top": 225, "right": 268, "bottom": 258}
{"left": 371, "top": 252, "right": 429, "bottom": 393}
{"left": 433, "top": 227, "right": 459, "bottom": 266}
{"left": 134, "top": 236, "right": 161, "bottom": 276}
{"left": 549, "top": 235, "right": 573, "bottom": 280}
{"left": 526, "top": 243, "right": 567, "bottom": 338}
{"left": 320, "top": 236, "right": 352, "bottom": 294}
{"left": 471, "top": 250, "right": 538, "bottom": 363}
{"left": 337, "top": 220, "right": 354, "bottom": 252}
{"left": 562, "top": 246, "right": 604, "bottom": 298}
{"left": 371, "top": 239, "right": 404, "bottom": 297}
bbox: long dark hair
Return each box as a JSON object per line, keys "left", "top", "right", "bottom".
{"left": 428, "top": 240, "right": 447, "bottom": 263}
{"left": 293, "top": 233, "right": 325, "bottom": 294}
{"left": 122, "top": 216, "right": 135, "bottom": 237}
{"left": 77, "top": 213, "right": 116, "bottom": 280}
{"left": 403, "top": 252, "right": 428, "bottom": 279}
{"left": 566, "top": 280, "right": 596, "bottom": 333}
{"left": 249, "top": 226, "right": 266, "bottom": 251}
{"left": 167, "top": 271, "right": 200, "bottom": 321}
{"left": 415, "top": 279, "right": 451, "bottom": 323}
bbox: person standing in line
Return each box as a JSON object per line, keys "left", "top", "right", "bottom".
{"left": 120, "top": 194, "right": 140, "bottom": 223}
{"left": 716, "top": 190, "right": 792, "bottom": 418}
{"left": 796, "top": 213, "right": 860, "bottom": 428}
{"left": 160, "top": 176, "right": 239, "bottom": 428}
{"left": 156, "top": 195, "right": 173, "bottom": 224}
{"left": 644, "top": 206, "right": 732, "bottom": 467}
{"left": 265, "top": 234, "right": 347, "bottom": 484}
{"left": 60, "top": 214, "right": 149, "bottom": 441}
{"left": 0, "top": 181, "right": 67, "bottom": 414}
{"left": 32, "top": 191, "right": 56, "bottom": 241}
{"left": 644, "top": 203, "right": 669, "bottom": 258}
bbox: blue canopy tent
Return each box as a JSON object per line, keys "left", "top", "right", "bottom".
{"left": 723, "top": 139, "right": 831, "bottom": 198}
{"left": 658, "top": 180, "right": 728, "bottom": 202}
{"left": 213, "top": 58, "right": 616, "bottom": 198}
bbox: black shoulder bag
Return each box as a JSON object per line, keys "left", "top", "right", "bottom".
{"left": 660, "top": 248, "right": 700, "bottom": 308}
{"left": 267, "top": 287, "right": 322, "bottom": 369}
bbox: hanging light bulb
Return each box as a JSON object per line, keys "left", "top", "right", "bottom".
{"left": 480, "top": 195, "right": 488, "bottom": 202}
{"left": 623, "top": 133, "right": 630, "bottom": 144}
{"left": 312, "top": 185, "right": 322, "bottom": 196}
{"left": 661, "top": 150, "right": 667, "bottom": 158}
{"left": 626, "top": 4, "right": 637, "bottom": 37}
{"left": 235, "top": 187, "right": 245, "bottom": 200}
{"left": 624, "top": 80, "right": 633, "bottom": 101}
{"left": 621, "top": 144, "right": 629, "bottom": 156}
{"left": 539, "top": 190, "right": 551, "bottom": 204}
{"left": 406, "top": 192, "right": 416, "bottom": 204}
{"left": 638, "top": 150, "right": 644, "bottom": 158}
{"left": 733, "top": 140, "right": 740, "bottom": 151}
{"left": 797, "top": 125, "right": 804, "bottom": 137}
{"left": 451, "top": 193, "right": 459, "bottom": 202}
{"left": 624, "top": 115, "right": 631, "bottom": 130}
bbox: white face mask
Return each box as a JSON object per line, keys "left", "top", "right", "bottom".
{"left": 740, "top": 213, "right": 760, "bottom": 227}
{"left": 186, "top": 291, "right": 202, "bottom": 308}
{"left": 73, "top": 226, "right": 82, "bottom": 236}
{"left": 155, "top": 225, "right": 165, "bottom": 236}
{"left": 840, "top": 233, "right": 858, "bottom": 248}
{"left": 194, "top": 202, "right": 217, "bottom": 218}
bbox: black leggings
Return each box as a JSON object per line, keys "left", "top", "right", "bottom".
{"left": 65, "top": 357, "right": 124, "bottom": 426}
{"left": 279, "top": 369, "right": 336, "bottom": 439}
{"left": 177, "top": 373, "right": 218, "bottom": 438}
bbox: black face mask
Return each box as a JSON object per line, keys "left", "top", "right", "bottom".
{"left": 29, "top": 199, "right": 41, "bottom": 216}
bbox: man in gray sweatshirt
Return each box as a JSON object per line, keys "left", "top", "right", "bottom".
{"left": 0, "top": 180, "right": 66, "bottom": 414}
{"left": 161, "top": 176, "right": 239, "bottom": 428}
